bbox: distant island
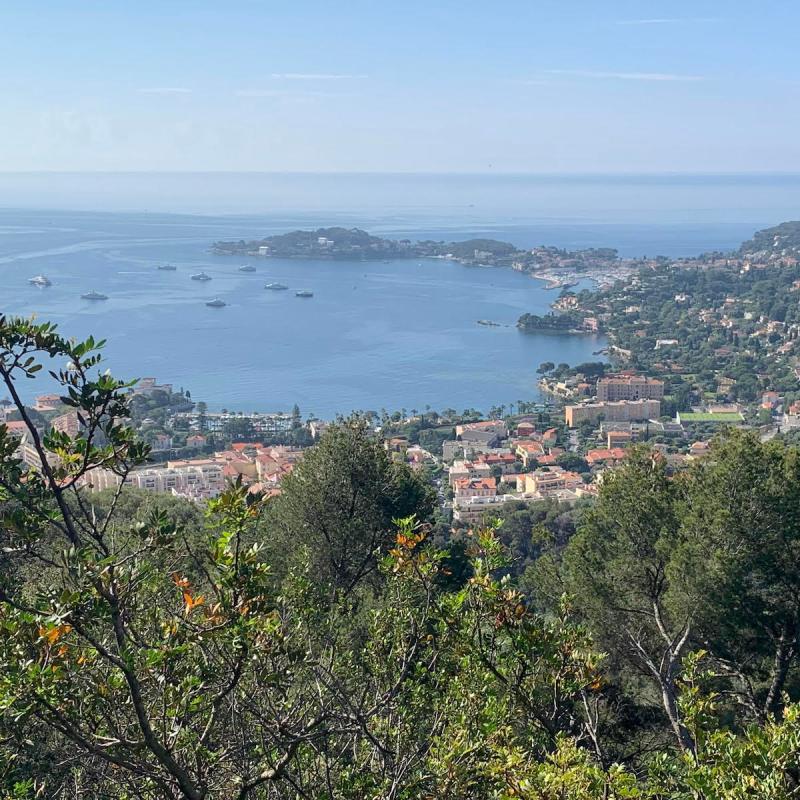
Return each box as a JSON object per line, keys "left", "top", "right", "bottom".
{"left": 212, "top": 225, "right": 668, "bottom": 293}
{"left": 213, "top": 226, "right": 520, "bottom": 264}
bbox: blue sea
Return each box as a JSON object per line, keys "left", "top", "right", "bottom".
{"left": 1, "top": 172, "right": 798, "bottom": 417}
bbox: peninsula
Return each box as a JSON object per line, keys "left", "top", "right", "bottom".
{"left": 212, "top": 226, "right": 642, "bottom": 287}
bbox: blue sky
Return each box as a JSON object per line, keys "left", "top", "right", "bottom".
{"left": 2, "top": 1, "right": 798, "bottom": 172}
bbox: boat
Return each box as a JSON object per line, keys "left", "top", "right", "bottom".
{"left": 238, "top": 265, "right": 256, "bottom": 272}
{"left": 477, "top": 319, "right": 501, "bottom": 327}
{"left": 191, "top": 272, "right": 212, "bottom": 281}
{"left": 295, "top": 290, "right": 314, "bottom": 298}
{"left": 81, "top": 291, "right": 108, "bottom": 301}
{"left": 157, "top": 264, "right": 177, "bottom": 271}
{"left": 29, "top": 275, "right": 51, "bottom": 287}
{"left": 205, "top": 298, "right": 226, "bottom": 308}
{"left": 264, "top": 283, "right": 288, "bottom": 290}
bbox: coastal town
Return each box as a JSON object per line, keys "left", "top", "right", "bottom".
{"left": 5, "top": 220, "right": 800, "bottom": 528}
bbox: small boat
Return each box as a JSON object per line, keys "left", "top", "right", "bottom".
{"left": 81, "top": 291, "right": 108, "bottom": 301}
{"left": 238, "top": 265, "right": 256, "bottom": 272}
{"left": 191, "top": 272, "right": 212, "bottom": 281}
{"left": 295, "top": 290, "right": 313, "bottom": 298}
{"left": 264, "top": 283, "right": 288, "bottom": 290}
{"left": 29, "top": 275, "right": 52, "bottom": 287}
{"left": 157, "top": 264, "right": 177, "bottom": 271}
{"left": 206, "top": 298, "right": 226, "bottom": 308}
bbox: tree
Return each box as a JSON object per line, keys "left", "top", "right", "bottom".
{"left": 266, "top": 415, "right": 436, "bottom": 594}
{"left": 560, "top": 448, "right": 695, "bottom": 752}
{"left": 556, "top": 452, "right": 590, "bottom": 473}
{"left": 221, "top": 416, "right": 256, "bottom": 441}
{"left": 677, "top": 431, "right": 800, "bottom": 721}
{"left": 195, "top": 400, "right": 208, "bottom": 431}
{"left": 5, "top": 316, "right": 800, "bottom": 798}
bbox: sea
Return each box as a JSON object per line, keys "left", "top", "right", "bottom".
{"left": 1, "top": 172, "right": 799, "bottom": 418}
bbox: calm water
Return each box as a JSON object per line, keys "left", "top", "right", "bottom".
{"left": 0, "top": 173, "right": 792, "bottom": 416}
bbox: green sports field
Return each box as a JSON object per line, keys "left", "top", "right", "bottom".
{"left": 678, "top": 412, "right": 744, "bottom": 423}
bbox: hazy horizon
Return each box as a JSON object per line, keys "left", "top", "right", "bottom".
{"left": 0, "top": 172, "right": 797, "bottom": 223}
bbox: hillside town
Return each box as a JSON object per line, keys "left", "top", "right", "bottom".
{"left": 6, "top": 223, "right": 800, "bottom": 526}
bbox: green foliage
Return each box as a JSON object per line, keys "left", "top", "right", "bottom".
{"left": 3, "top": 317, "right": 800, "bottom": 798}
{"left": 265, "top": 415, "right": 436, "bottom": 594}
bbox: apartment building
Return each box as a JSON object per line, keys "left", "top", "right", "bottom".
{"left": 596, "top": 374, "right": 664, "bottom": 402}
{"left": 523, "top": 467, "right": 582, "bottom": 496}
{"left": 565, "top": 399, "right": 661, "bottom": 428}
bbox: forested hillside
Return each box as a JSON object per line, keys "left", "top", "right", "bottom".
{"left": 2, "top": 315, "right": 800, "bottom": 798}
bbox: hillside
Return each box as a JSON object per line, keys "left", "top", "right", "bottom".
{"left": 738, "top": 220, "right": 800, "bottom": 254}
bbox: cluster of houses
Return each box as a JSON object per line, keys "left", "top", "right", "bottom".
{"left": 442, "top": 419, "right": 596, "bottom": 524}
{"left": 6, "top": 397, "right": 304, "bottom": 502}
{"left": 82, "top": 443, "right": 304, "bottom": 500}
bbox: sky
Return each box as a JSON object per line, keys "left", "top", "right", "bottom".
{"left": 1, "top": 1, "right": 798, "bottom": 173}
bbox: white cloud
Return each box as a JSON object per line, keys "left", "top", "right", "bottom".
{"left": 137, "top": 87, "right": 192, "bottom": 95}
{"left": 269, "top": 73, "right": 366, "bottom": 80}
{"left": 547, "top": 69, "right": 704, "bottom": 82}
{"left": 617, "top": 18, "right": 718, "bottom": 25}
{"left": 235, "top": 88, "right": 350, "bottom": 100}
{"left": 235, "top": 89, "right": 286, "bottom": 98}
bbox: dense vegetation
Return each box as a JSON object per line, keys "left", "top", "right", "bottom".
{"left": 570, "top": 261, "right": 800, "bottom": 403}
{"left": 739, "top": 220, "right": 800, "bottom": 254}
{"left": 2, "top": 315, "right": 800, "bottom": 798}
{"left": 212, "top": 227, "right": 519, "bottom": 262}
{"left": 517, "top": 310, "right": 584, "bottom": 333}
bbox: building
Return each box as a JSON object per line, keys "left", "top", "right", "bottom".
{"left": 596, "top": 374, "right": 664, "bottom": 402}
{"left": 515, "top": 421, "right": 536, "bottom": 438}
{"left": 455, "top": 420, "right": 508, "bottom": 446}
{"left": 133, "top": 378, "right": 174, "bottom": 397}
{"left": 523, "top": 467, "right": 582, "bottom": 496}
{"left": 586, "top": 447, "right": 627, "bottom": 467}
{"left": 449, "top": 459, "right": 493, "bottom": 487}
{"left": 453, "top": 476, "right": 497, "bottom": 503}
{"left": 52, "top": 411, "right": 81, "bottom": 438}
{"left": 452, "top": 494, "right": 515, "bottom": 525}
{"left": 34, "top": 394, "right": 62, "bottom": 412}
{"left": 606, "top": 430, "right": 633, "bottom": 448}
{"left": 514, "top": 440, "right": 545, "bottom": 468}
{"left": 564, "top": 399, "right": 661, "bottom": 428}
{"left": 480, "top": 452, "right": 519, "bottom": 474}
{"left": 151, "top": 433, "right": 174, "bottom": 452}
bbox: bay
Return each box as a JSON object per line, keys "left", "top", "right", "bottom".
{"left": 0, "top": 170, "right": 793, "bottom": 417}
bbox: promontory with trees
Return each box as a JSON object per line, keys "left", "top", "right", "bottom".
{"left": 3, "top": 313, "right": 800, "bottom": 797}
{"left": 533, "top": 220, "right": 800, "bottom": 405}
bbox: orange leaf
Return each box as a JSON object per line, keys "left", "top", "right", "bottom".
{"left": 39, "top": 624, "right": 72, "bottom": 645}
{"left": 183, "top": 591, "right": 205, "bottom": 614}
